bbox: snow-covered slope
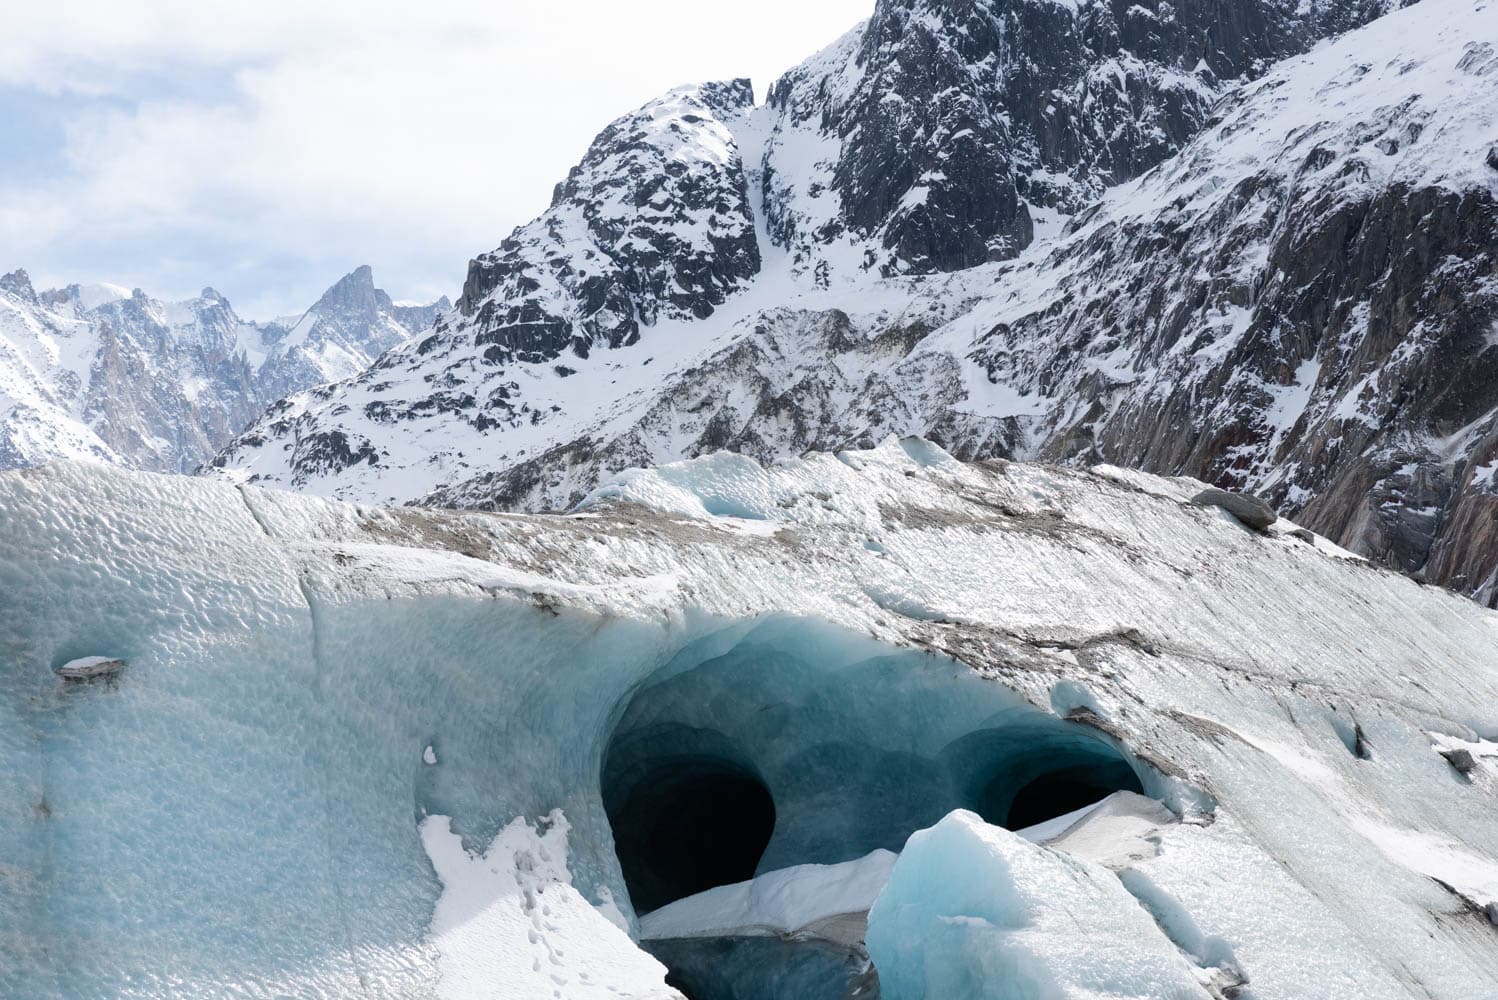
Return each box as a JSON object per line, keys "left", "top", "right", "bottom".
{"left": 0, "top": 266, "right": 446, "bottom": 473}
{"left": 5, "top": 440, "right": 1498, "bottom": 996}
{"left": 208, "top": 0, "right": 1397, "bottom": 505}
{"left": 888, "top": 0, "right": 1498, "bottom": 596}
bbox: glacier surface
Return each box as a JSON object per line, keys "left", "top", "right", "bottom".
{"left": 3, "top": 439, "right": 1498, "bottom": 997}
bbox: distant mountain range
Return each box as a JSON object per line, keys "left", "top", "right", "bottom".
{"left": 0, "top": 265, "right": 447, "bottom": 473}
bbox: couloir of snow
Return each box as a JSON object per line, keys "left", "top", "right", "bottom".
{"left": 4, "top": 438, "right": 1498, "bottom": 996}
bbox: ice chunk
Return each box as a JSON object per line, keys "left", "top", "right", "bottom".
{"left": 865, "top": 810, "right": 1208, "bottom": 999}
{"left": 1040, "top": 791, "right": 1179, "bottom": 869}
{"left": 638, "top": 792, "right": 1164, "bottom": 942}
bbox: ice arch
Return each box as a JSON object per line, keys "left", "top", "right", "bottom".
{"left": 942, "top": 726, "right": 1146, "bottom": 830}
{"left": 600, "top": 619, "right": 1147, "bottom": 913}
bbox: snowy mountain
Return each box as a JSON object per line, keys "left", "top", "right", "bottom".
{"left": 5, "top": 442, "right": 1498, "bottom": 996}
{"left": 208, "top": 0, "right": 1498, "bottom": 603}
{"left": 0, "top": 266, "right": 447, "bottom": 473}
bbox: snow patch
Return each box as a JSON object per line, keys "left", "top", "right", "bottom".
{"left": 419, "top": 810, "right": 677, "bottom": 1000}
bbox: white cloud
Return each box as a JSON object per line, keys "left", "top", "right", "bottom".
{"left": 0, "top": 0, "right": 870, "bottom": 317}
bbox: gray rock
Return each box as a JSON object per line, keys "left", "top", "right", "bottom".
{"left": 1191, "top": 489, "right": 1278, "bottom": 532}
{"left": 1288, "top": 528, "right": 1316, "bottom": 544}
{"left": 1440, "top": 747, "right": 1478, "bottom": 774}
{"left": 1487, "top": 146, "right": 1498, "bottom": 171}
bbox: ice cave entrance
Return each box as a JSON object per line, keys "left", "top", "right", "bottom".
{"left": 599, "top": 621, "right": 1149, "bottom": 917}
{"left": 603, "top": 727, "right": 777, "bottom": 914}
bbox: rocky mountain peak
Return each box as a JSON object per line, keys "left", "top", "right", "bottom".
{"left": 312, "top": 264, "right": 380, "bottom": 318}
{"left": 450, "top": 79, "right": 762, "bottom": 367}
{"left": 1, "top": 263, "right": 446, "bottom": 477}
{"left": 763, "top": 0, "right": 1405, "bottom": 280}
{"left": 0, "top": 269, "right": 36, "bottom": 303}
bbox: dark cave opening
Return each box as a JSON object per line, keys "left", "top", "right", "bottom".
{"left": 949, "top": 726, "right": 1147, "bottom": 833}
{"left": 604, "top": 743, "right": 776, "bottom": 914}
{"left": 1003, "top": 759, "right": 1145, "bottom": 830}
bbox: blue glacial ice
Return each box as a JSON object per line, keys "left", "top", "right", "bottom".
{"left": 865, "top": 809, "right": 1208, "bottom": 999}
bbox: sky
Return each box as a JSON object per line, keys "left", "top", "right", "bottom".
{"left": 0, "top": 0, "right": 871, "bottom": 319}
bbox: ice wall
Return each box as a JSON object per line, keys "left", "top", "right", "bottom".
{"left": 4, "top": 440, "right": 1498, "bottom": 997}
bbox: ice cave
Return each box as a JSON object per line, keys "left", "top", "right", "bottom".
{"left": 602, "top": 628, "right": 1150, "bottom": 913}
{"left": 596, "top": 623, "right": 1154, "bottom": 996}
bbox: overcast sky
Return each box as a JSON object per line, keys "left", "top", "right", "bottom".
{"left": 0, "top": 1, "right": 871, "bottom": 319}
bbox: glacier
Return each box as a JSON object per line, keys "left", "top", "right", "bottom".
{"left": 3, "top": 439, "right": 1498, "bottom": 997}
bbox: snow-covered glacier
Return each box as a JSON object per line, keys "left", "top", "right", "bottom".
{"left": 4, "top": 440, "right": 1498, "bottom": 997}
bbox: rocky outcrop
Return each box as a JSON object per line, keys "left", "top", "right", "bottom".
{"left": 761, "top": 0, "right": 1401, "bottom": 277}
{"left": 453, "top": 80, "right": 761, "bottom": 365}
{"left": 1191, "top": 489, "right": 1278, "bottom": 532}
{"left": 256, "top": 264, "right": 448, "bottom": 400}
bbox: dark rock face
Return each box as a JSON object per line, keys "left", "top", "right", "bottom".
{"left": 1024, "top": 177, "right": 1498, "bottom": 598}
{"left": 454, "top": 79, "right": 761, "bottom": 365}
{"left": 763, "top": 0, "right": 1398, "bottom": 277}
